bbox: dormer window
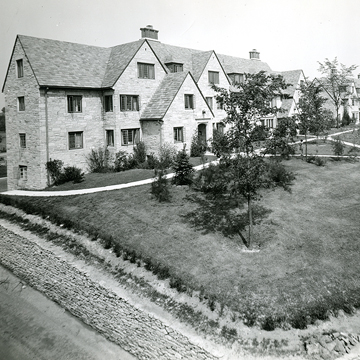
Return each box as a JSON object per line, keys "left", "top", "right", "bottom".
{"left": 229, "top": 73, "right": 244, "bottom": 85}
{"left": 166, "top": 63, "right": 183, "bottom": 73}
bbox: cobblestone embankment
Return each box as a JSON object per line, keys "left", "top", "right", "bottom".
{"left": 0, "top": 227, "right": 217, "bottom": 360}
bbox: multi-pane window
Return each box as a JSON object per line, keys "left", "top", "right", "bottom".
{"left": 106, "top": 130, "right": 114, "bottom": 146}
{"left": 214, "top": 122, "right": 225, "bottom": 134}
{"left": 104, "top": 95, "right": 113, "bottom": 112}
{"left": 167, "top": 63, "right": 183, "bottom": 73}
{"left": 69, "top": 131, "right": 83, "bottom": 149}
{"left": 208, "top": 71, "right": 219, "bottom": 84}
{"left": 120, "top": 95, "right": 139, "bottom": 111}
{"left": 121, "top": 129, "right": 140, "bottom": 145}
{"left": 184, "top": 94, "right": 195, "bottom": 109}
{"left": 19, "top": 165, "right": 27, "bottom": 180}
{"left": 229, "top": 73, "right": 244, "bottom": 85}
{"left": 206, "top": 97, "right": 213, "bottom": 110}
{"left": 19, "top": 133, "right": 26, "bottom": 148}
{"left": 67, "top": 95, "right": 82, "bottom": 113}
{"left": 16, "top": 59, "right": 24, "bottom": 78}
{"left": 138, "top": 63, "right": 155, "bottom": 79}
{"left": 216, "top": 98, "right": 224, "bottom": 110}
{"left": 18, "top": 96, "right": 25, "bottom": 111}
{"left": 174, "top": 127, "right": 184, "bottom": 142}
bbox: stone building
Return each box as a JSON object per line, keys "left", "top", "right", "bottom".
{"left": 2, "top": 25, "right": 304, "bottom": 190}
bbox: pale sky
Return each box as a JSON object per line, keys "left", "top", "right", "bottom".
{"left": 1, "top": 0, "right": 360, "bottom": 109}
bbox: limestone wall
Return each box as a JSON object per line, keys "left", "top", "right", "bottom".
{"left": 0, "top": 227, "right": 216, "bottom": 360}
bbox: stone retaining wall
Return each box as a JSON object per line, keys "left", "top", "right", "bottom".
{"left": 0, "top": 227, "right": 217, "bottom": 360}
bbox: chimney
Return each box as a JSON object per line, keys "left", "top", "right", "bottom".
{"left": 249, "top": 49, "right": 260, "bottom": 60}
{"left": 140, "top": 25, "right": 159, "bottom": 40}
{"left": 358, "top": 73, "right": 360, "bottom": 79}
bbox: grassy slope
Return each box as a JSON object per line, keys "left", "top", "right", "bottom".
{"left": 8, "top": 159, "right": 360, "bottom": 325}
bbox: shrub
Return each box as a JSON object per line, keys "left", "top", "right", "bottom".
{"left": 133, "top": 141, "right": 147, "bottom": 164}
{"left": 172, "top": 147, "right": 194, "bottom": 186}
{"left": 61, "top": 166, "right": 85, "bottom": 184}
{"left": 86, "top": 147, "right": 113, "bottom": 173}
{"left": 314, "top": 156, "right": 327, "bottom": 166}
{"left": 46, "top": 159, "right": 84, "bottom": 185}
{"left": 332, "top": 138, "right": 345, "bottom": 156}
{"left": 211, "top": 131, "right": 231, "bottom": 157}
{"left": 267, "top": 160, "right": 295, "bottom": 191}
{"left": 114, "top": 151, "right": 138, "bottom": 171}
{"left": 46, "top": 159, "right": 64, "bottom": 186}
{"left": 190, "top": 130, "right": 207, "bottom": 157}
{"left": 147, "top": 153, "right": 159, "bottom": 169}
{"left": 158, "top": 142, "right": 177, "bottom": 169}
{"left": 341, "top": 107, "right": 352, "bottom": 127}
{"left": 151, "top": 169, "right": 171, "bottom": 202}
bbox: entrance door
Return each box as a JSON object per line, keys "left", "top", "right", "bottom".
{"left": 198, "top": 124, "right": 206, "bottom": 145}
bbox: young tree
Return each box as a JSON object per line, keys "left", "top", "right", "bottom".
{"left": 211, "top": 71, "right": 294, "bottom": 248}
{"left": 295, "top": 81, "right": 329, "bottom": 161}
{"left": 318, "top": 58, "right": 357, "bottom": 128}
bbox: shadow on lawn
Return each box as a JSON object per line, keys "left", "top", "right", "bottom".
{"left": 183, "top": 193, "right": 272, "bottom": 246}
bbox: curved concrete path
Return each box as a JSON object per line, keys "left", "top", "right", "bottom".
{"left": 2, "top": 128, "right": 358, "bottom": 198}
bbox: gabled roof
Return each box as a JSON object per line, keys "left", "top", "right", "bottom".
{"left": 102, "top": 40, "right": 145, "bottom": 87}
{"left": 141, "top": 72, "right": 188, "bottom": 119}
{"left": 276, "top": 69, "right": 304, "bottom": 97}
{"left": 278, "top": 98, "right": 295, "bottom": 118}
{"left": 17, "top": 35, "right": 112, "bottom": 88}
{"left": 191, "top": 50, "right": 213, "bottom": 82}
{"left": 217, "top": 53, "right": 272, "bottom": 74}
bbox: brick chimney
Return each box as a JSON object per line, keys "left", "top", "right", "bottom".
{"left": 140, "top": 25, "right": 159, "bottom": 40}
{"left": 249, "top": 49, "right": 260, "bottom": 60}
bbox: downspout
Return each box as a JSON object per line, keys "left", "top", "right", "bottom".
{"left": 45, "top": 87, "right": 50, "bottom": 185}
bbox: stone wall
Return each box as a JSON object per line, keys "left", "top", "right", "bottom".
{"left": 4, "top": 39, "right": 43, "bottom": 190}
{"left": 0, "top": 227, "right": 217, "bottom": 360}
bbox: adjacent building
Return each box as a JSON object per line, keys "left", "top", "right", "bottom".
{"left": 2, "top": 25, "right": 304, "bottom": 190}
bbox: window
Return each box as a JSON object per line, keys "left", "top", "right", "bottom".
{"left": 121, "top": 128, "right": 140, "bottom": 145}
{"left": 120, "top": 95, "right": 139, "bottom": 111}
{"left": 18, "top": 97, "right": 25, "bottom": 111}
{"left": 206, "top": 97, "right": 213, "bottom": 110}
{"left": 216, "top": 98, "right": 224, "bottom": 110}
{"left": 138, "top": 63, "right": 155, "bottom": 79}
{"left": 106, "top": 130, "right": 114, "bottom": 146}
{"left": 19, "top": 166, "right": 27, "bottom": 180}
{"left": 19, "top": 133, "right": 26, "bottom": 148}
{"left": 208, "top": 71, "right": 219, "bottom": 84}
{"left": 69, "top": 131, "right": 83, "bottom": 149}
{"left": 67, "top": 95, "right": 82, "bottom": 113}
{"left": 174, "top": 127, "right": 184, "bottom": 142}
{"left": 184, "top": 94, "right": 195, "bottom": 109}
{"left": 17, "top": 59, "right": 24, "bottom": 78}
{"left": 214, "top": 122, "right": 225, "bottom": 134}
{"left": 229, "top": 73, "right": 244, "bottom": 85}
{"left": 104, "top": 95, "right": 113, "bottom": 112}
{"left": 166, "top": 63, "right": 183, "bottom": 73}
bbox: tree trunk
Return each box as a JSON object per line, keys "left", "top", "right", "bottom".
{"left": 305, "top": 132, "right": 308, "bottom": 161}
{"left": 248, "top": 195, "right": 253, "bottom": 249}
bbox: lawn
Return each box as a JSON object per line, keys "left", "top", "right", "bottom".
{"left": 5, "top": 157, "right": 360, "bottom": 329}
{"left": 43, "top": 155, "right": 218, "bottom": 191}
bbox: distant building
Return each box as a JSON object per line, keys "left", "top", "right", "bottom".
{"left": 2, "top": 25, "right": 304, "bottom": 190}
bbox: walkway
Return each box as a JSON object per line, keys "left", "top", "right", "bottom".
{"left": 2, "top": 129, "right": 359, "bottom": 197}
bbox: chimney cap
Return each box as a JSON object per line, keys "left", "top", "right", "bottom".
{"left": 140, "top": 25, "right": 159, "bottom": 40}
{"left": 249, "top": 49, "right": 260, "bottom": 60}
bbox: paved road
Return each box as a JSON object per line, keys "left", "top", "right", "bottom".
{"left": 0, "top": 265, "right": 136, "bottom": 360}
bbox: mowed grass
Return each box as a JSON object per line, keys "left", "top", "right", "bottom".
{"left": 6, "top": 158, "right": 360, "bottom": 327}
{"left": 43, "top": 156, "right": 217, "bottom": 191}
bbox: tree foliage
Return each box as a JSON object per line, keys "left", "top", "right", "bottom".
{"left": 205, "top": 71, "right": 294, "bottom": 248}
{"left": 294, "top": 81, "right": 330, "bottom": 160}
{"left": 318, "top": 58, "right": 357, "bottom": 128}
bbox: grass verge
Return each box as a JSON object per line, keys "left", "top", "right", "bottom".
{"left": 1, "top": 158, "right": 360, "bottom": 331}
